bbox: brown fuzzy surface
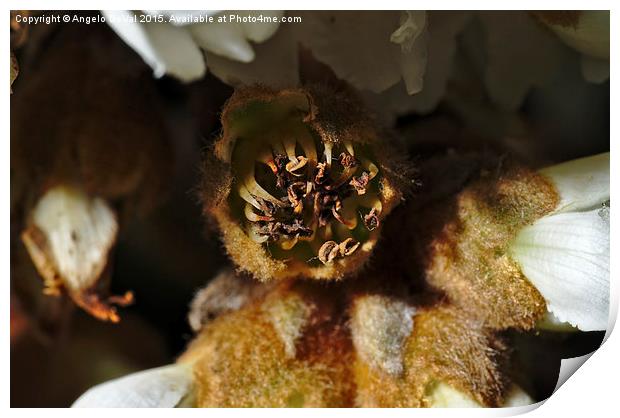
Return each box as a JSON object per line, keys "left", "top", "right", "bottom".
{"left": 181, "top": 281, "right": 355, "bottom": 407}
{"left": 200, "top": 85, "right": 408, "bottom": 282}
{"left": 353, "top": 304, "right": 509, "bottom": 407}
{"left": 180, "top": 275, "right": 515, "bottom": 407}
{"left": 408, "top": 154, "right": 559, "bottom": 329}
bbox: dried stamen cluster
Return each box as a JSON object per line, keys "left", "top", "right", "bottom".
{"left": 240, "top": 137, "right": 382, "bottom": 265}
{"left": 202, "top": 86, "right": 405, "bottom": 281}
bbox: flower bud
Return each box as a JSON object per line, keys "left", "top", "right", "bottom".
{"left": 180, "top": 280, "right": 354, "bottom": 407}
{"left": 200, "top": 85, "right": 408, "bottom": 281}
{"left": 350, "top": 294, "right": 509, "bottom": 407}
{"left": 74, "top": 272, "right": 526, "bottom": 408}
{"left": 407, "top": 154, "right": 559, "bottom": 330}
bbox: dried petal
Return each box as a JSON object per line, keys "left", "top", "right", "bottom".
{"left": 20, "top": 185, "right": 131, "bottom": 322}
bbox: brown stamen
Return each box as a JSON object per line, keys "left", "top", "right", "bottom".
{"left": 350, "top": 171, "right": 370, "bottom": 195}
{"left": 363, "top": 208, "right": 380, "bottom": 231}
{"left": 339, "top": 152, "right": 358, "bottom": 169}
{"left": 338, "top": 238, "right": 360, "bottom": 256}
{"left": 318, "top": 240, "right": 340, "bottom": 264}
{"left": 315, "top": 162, "right": 328, "bottom": 185}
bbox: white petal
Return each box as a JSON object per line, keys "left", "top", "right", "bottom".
{"left": 295, "top": 11, "right": 403, "bottom": 93}
{"left": 392, "top": 11, "right": 428, "bottom": 95}
{"left": 361, "top": 81, "right": 416, "bottom": 124}
{"left": 502, "top": 385, "right": 534, "bottom": 407}
{"left": 238, "top": 10, "right": 283, "bottom": 42}
{"left": 73, "top": 364, "right": 193, "bottom": 408}
{"left": 103, "top": 10, "right": 205, "bottom": 82}
{"left": 428, "top": 383, "right": 532, "bottom": 407}
{"left": 205, "top": 22, "right": 298, "bottom": 87}
{"left": 21, "top": 185, "right": 118, "bottom": 293}
{"left": 537, "top": 311, "right": 579, "bottom": 332}
{"left": 189, "top": 22, "right": 254, "bottom": 62}
{"left": 540, "top": 152, "right": 609, "bottom": 214}
{"left": 479, "top": 11, "right": 571, "bottom": 110}
{"left": 427, "top": 382, "right": 481, "bottom": 407}
{"left": 362, "top": 12, "right": 472, "bottom": 120}
{"left": 410, "top": 11, "right": 472, "bottom": 112}
{"left": 510, "top": 209, "right": 609, "bottom": 331}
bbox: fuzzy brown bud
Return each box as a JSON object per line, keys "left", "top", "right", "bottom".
{"left": 199, "top": 85, "right": 408, "bottom": 281}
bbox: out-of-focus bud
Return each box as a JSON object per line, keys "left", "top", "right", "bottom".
{"left": 200, "top": 85, "right": 410, "bottom": 281}
{"left": 21, "top": 185, "right": 131, "bottom": 322}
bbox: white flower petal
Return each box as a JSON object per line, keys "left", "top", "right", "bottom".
{"left": 537, "top": 311, "right": 579, "bottom": 332}
{"left": 103, "top": 10, "right": 205, "bottom": 82}
{"left": 361, "top": 12, "right": 472, "bottom": 120}
{"left": 189, "top": 22, "right": 254, "bottom": 62}
{"left": 540, "top": 152, "right": 609, "bottom": 214}
{"left": 204, "top": 22, "right": 298, "bottom": 87}
{"left": 479, "top": 11, "right": 571, "bottom": 110}
{"left": 21, "top": 185, "right": 118, "bottom": 293}
{"left": 238, "top": 10, "right": 283, "bottom": 42}
{"left": 427, "top": 382, "right": 481, "bottom": 407}
{"left": 295, "top": 11, "right": 403, "bottom": 93}
{"left": 393, "top": 11, "right": 428, "bottom": 95}
{"left": 502, "top": 385, "right": 534, "bottom": 407}
{"left": 427, "top": 382, "right": 532, "bottom": 407}
{"left": 72, "top": 364, "right": 193, "bottom": 408}
{"left": 407, "top": 11, "right": 472, "bottom": 112}
{"left": 361, "top": 81, "right": 416, "bottom": 124}
{"left": 510, "top": 209, "right": 609, "bottom": 331}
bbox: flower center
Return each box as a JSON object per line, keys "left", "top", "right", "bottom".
{"left": 232, "top": 118, "right": 382, "bottom": 265}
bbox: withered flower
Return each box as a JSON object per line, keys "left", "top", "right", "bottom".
{"left": 11, "top": 22, "right": 171, "bottom": 322}
{"left": 200, "top": 85, "right": 408, "bottom": 281}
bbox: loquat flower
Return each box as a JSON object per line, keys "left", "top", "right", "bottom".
{"left": 199, "top": 85, "right": 410, "bottom": 281}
